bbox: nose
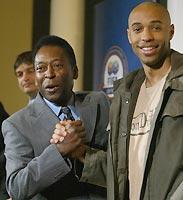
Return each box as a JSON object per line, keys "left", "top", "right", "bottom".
{"left": 141, "top": 27, "right": 154, "bottom": 42}
{"left": 22, "top": 72, "right": 30, "bottom": 82}
{"left": 45, "top": 65, "right": 56, "bottom": 79}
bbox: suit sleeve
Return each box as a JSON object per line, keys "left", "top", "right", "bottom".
{"left": 80, "top": 91, "right": 110, "bottom": 187}
{"left": 81, "top": 148, "right": 107, "bottom": 187}
{"left": 2, "top": 119, "right": 71, "bottom": 200}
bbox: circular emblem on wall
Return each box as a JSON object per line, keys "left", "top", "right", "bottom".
{"left": 103, "top": 46, "right": 128, "bottom": 97}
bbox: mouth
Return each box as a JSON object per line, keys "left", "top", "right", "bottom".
{"left": 23, "top": 83, "right": 32, "bottom": 88}
{"left": 139, "top": 45, "right": 159, "bottom": 56}
{"left": 45, "top": 85, "right": 59, "bottom": 93}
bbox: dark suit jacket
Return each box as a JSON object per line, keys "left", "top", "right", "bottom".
{"left": 2, "top": 91, "right": 109, "bottom": 200}
{"left": 0, "top": 102, "right": 9, "bottom": 200}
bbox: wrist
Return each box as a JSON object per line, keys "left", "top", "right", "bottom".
{"left": 78, "top": 145, "right": 87, "bottom": 163}
{"left": 56, "top": 143, "right": 67, "bottom": 156}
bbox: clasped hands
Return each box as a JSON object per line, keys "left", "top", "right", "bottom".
{"left": 50, "top": 120, "right": 86, "bottom": 162}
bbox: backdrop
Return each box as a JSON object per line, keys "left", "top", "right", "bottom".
{"left": 92, "top": 0, "right": 152, "bottom": 96}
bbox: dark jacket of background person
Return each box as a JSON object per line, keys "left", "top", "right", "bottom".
{"left": 0, "top": 102, "right": 9, "bottom": 199}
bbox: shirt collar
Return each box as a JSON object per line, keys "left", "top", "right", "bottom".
{"left": 43, "top": 98, "right": 61, "bottom": 116}
{"left": 43, "top": 93, "right": 79, "bottom": 119}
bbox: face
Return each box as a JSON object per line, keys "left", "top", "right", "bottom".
{"left": 127, "top": 4, "right": 174, "bottom": 68}
{"left": 15, "top": 63, "right": 38, "bottom": 98}
{"left": 34, "top": 45, "right": 78, "bottom": 106}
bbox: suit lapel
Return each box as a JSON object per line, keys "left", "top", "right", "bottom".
{"left": 75, "top": 93, "right": 97, "bottom": 143}
{"left": 30, "top": 94, "right": 60, "bottom": 144}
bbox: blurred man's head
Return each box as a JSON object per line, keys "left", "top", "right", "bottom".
{"left": 33, "top": 35, "right": 78, "bottom": 106}
{"left": 14, "top": 51, "right": 38, "bottom": 99}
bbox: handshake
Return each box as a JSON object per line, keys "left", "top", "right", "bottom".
{"left": 50, "top": 120, "right": 87, "bottom": 162}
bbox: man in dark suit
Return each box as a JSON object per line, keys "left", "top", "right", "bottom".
{"left": 2, "top": 35, "right": 109, "bottom": 200}
{"left": 0, "top": 102, "right": 9, "bottom": 200}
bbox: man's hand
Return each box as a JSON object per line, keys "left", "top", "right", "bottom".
{"left": 50, "top": 120, "right": 86, "bottom": 159}
{"left": 50, "top": 120, "right": 69, "bottom": 144}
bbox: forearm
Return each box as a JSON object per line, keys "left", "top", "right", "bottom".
{"left": 6, "top": 144, "right": 70, "bottom": 199}
{"left": 80, "top": 148, "right": 107, "bottom": 187}
{"left": 2, "top": 120, "right": 69, "bottom": 199}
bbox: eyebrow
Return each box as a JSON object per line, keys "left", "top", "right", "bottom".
{"left": 131, "top": 20, "right": 162, "bottom": 27}
{"left": 15, "top": 65, "right": 34, "bottom": 71}
{"left": 35, "top": 58, "right": 63, "bottom": 64}
{"left": 34, "top": 61, "right": 46, "bottom": 65}
{"left": 149, "top": 20, "right": 162, "bottom": 24}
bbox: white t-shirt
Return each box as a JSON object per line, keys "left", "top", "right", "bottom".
{"left": 129, "top": 74, "right": 168, "bottom": 200}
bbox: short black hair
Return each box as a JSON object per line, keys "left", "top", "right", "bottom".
{"left": 33, "top": 35, "right": 77, "bottom": 67}
{"left": 14, "top": 51, "right": 33, "bottom": 71}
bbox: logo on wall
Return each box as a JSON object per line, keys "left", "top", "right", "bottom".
{"left": 103, "top": 46, "right": 128, "bottom": 97}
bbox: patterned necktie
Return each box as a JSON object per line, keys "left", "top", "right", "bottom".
{"left": 60, "top": 107, "right": 75, "bottom": 121}
{"left": 58, "top": 106, "right": 81, "bottom": 179}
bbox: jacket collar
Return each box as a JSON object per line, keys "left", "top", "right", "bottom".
{"left": 114, "top": 49, "right": 183, "bottom": 93}
{"left": 165, "top": 50, "right": 183, "bottom": 91}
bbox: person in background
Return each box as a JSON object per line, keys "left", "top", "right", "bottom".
{"left": 1, "top": 51, "right": 37, "bottom": 199}
{"left": 14, "top": 51, "right": 38, "bottom": 103}
{"left": 2, "top": 35, "right": 109, "bottom": 200}
{"left": 51, "top": 2, "right": 183, "bottom": 200}
{"left": 0, "top": 102, "right": 10, "bottom": 200}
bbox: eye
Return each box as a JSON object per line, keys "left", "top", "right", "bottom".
{"left": 16, "top": 72, "right": 23, "bottom": 78}
{"left": 134, "top": 28, "right": 141, "bottom": 33}
{"left": 151, "top": 23, "right": 162, "bottom": 31}
{"left": 152, "top": 26, "right": 161, "bottom": 31}
{"left": 28, "top": 68, "right": 35, "bottom": 73}
{"left": 132, "top": 25, "right": 143, "bottom": 33}
{"left": 35, "top": 64, "right": 47, "bottom": 73}
{"left": 52, "top": 62, "right": 64, "bottom": 69}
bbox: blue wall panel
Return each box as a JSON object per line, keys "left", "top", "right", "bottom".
{"left": 93, "top": 0, "right": 144, "bottom": 95}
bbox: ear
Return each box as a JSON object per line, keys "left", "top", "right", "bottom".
{"left": 127, "top": 28, "right": 132, "bottom": 44}
{"left": 169, "top": 24, "right": 174, "bottom": 40}
{"left": 73, "top": 65, "right": 78, "bottom": 79}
